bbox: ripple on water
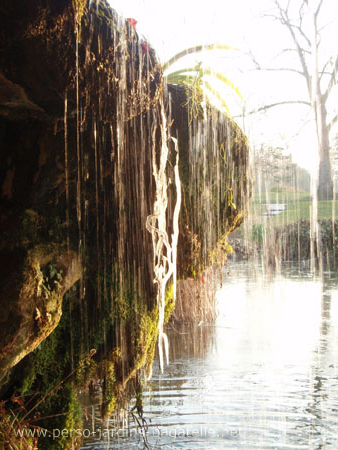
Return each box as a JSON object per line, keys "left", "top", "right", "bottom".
{"left": 81, "top": 262, "right": 338, "bottom": 449}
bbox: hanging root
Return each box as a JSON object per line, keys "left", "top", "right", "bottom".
{"left": 146, "top": 102, "right": 181, "bottom": 373}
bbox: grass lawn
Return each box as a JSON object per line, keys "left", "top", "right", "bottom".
{"left": 250, "top": 187, "right": 338, "bottom": 226}
{"left": 251, "top": 189, "right": 312, "bottom": 205}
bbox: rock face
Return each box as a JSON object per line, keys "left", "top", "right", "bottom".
{"left": 0, "top": 0, "right": 250, "bottom": 446}
{"left": 0, "top": 0, "right": 163, "bottom": 379}
{"left": 168, "top": 85, "right": 250, "bottom": 279}
{"left": 0, "top": 245, "right": 81, "bottom": 382}
{"left": 166, "top": 85, "right": 249, "bottom": 322}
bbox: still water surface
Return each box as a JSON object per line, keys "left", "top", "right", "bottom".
{"left": 82, "top": 261, "right": 338, "bottom": 449}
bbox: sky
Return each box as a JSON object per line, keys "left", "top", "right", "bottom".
{"left": 109, "top": 0, "right": 338, "bottom": 173}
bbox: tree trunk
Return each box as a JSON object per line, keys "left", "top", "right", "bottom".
{"left": 317, "top": 101, "right": 333, "bottom": 200}
{"left": 308, "top": 1, "right": 333, "bottom": 201}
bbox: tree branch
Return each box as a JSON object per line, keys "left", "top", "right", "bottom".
{"left": 328, "top": 112, "right": 338, "bottom": 133}
{"left": 277, "top": 48, "right": 311, "bottom": 56}
{"left": 320, "top": 56, "right": 334, "bottom": 81}
{"left": 247, "top": 48, "right": 261, "bottom": 70}
{"left": 318, "top": 21, "right": 334, "bottom": 34}
{"left": 274, "top": 1, "right": 311, "bottom": 94}
{"left": 263, "top": 8, "right": 311, "bottom": 48}
{"left": 247, "top": 48, "right": 305, "bottom": 77}
{"left": 255, "top": 67, "right": 306, "bottom": 76}
{"left": 323, "top": 55, "right": 338, "bottom": 101}
{"left": 289, "top": 23, "right": 311, "bottom": 48}
{"left": 247, "top": 100, "right": 311, "bottom": 115}
{"left": 299, "top": 0, "right": 306, "bottom": 30}
{"left": 315, "top": 0, "right": 325, "bottom": 18}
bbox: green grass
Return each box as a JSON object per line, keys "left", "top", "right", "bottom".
{"left": 250, "top": 187, "right": 338, "bottom": 226}
{"left": 251, "top": 188, "right": 312, "bottom": 205}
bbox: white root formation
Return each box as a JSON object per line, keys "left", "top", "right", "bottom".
{"left": 146, "top": 101, "right": 181, "bottom": 373}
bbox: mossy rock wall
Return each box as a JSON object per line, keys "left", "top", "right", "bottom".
{"left": 168, "top": 85, "right": 250, "bottom": 279}
{"left": 0, "top": 0, "right": 251, "bottom": 447}
{"left": 0, "top": 1, "right": 167, "bottom": 446}
{"left": 0, "top": 0, "right": 164, "bottom": 373}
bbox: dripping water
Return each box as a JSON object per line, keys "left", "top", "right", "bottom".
{"left": 64, "top": 90, "right": 70, "bottom": 251}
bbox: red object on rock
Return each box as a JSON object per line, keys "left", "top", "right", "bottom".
{"left": 141, "top": 42, "right": 150, "bottom": 55}
{"left": 127, "top": 18, "right": 137, "bottom": 29}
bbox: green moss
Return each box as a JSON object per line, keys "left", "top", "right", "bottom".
{"left": 60, "top": 387, "right": 83, "bottom": 450}
{"left": 134, "top": 307, "right": 159, "bottom": 378}
{"left": 20, "top": 318, "right": 66, "bottom": 396}
{"left": 75, "top": 354, "right": 98, "bottom": 389}
{"left": 10, "top": 294, "right": 84, "bottom": 449}
{"left": 0, "top": 413, "right": 37, "bottom": 449}
{"left": 164, "top": 282, "right": 175, "bottom": 324}
{"left": 73, "top": 0, "right": 87, "bottom": 38}
{"left": 103, "top": 370, "right": 116, "bottom": 417}
{"left": 208, "top": 233, "right": 233, "bottom": 266}
{"left": 101, "top": 348, "right": 121, "bottom": 418}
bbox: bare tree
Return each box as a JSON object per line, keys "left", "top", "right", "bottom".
{"left": 252, "top": 0, "right": 338, "bottom": 200}
{"left": 253, "top": 144, "right": 311, "bottom": 193}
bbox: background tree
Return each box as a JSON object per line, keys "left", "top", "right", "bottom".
{"left": 253, "top": 144, "right": 311, "bottom": 194}
{"left": 330, "top": 133, "right": 338, "bottom": 194}
{"left": 251, "top": 0, "right": 338, "bottom": 200}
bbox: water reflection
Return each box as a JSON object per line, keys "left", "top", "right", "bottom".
{"left": 81, "top": 262, "right": 338, "bottom": 449}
